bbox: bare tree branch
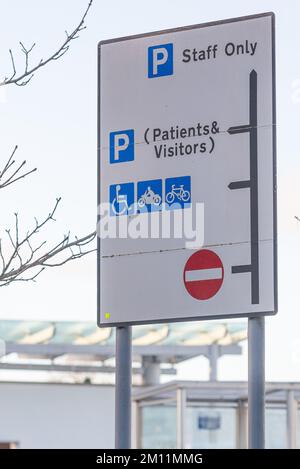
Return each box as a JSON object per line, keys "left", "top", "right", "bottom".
{"left": 0, "top": 146, "right": 37, "bottom": 189}
{"left": 0, "top": 0, "right": 93, "bottom": 87}
{"left": 0, "top": 1, "right": 95, "bottom": 287}
{"left": 0, "top": 199, "right": 96, "bottom": 287}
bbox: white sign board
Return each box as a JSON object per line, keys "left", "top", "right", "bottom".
{"left": 98, "top": 13, "right": 277, "bottom": 326}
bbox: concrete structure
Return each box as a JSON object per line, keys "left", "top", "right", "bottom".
{"left": 0, "top": 382, "right": 115, "bottom": 449}
{"left": 0, "top": 380, "right": 299, "bottom": 449}
{"left": 0, "top": 320, "right": 249, "bottom": 448}
{"left": 0, "top": 320, "right": 246, "bottom": 384}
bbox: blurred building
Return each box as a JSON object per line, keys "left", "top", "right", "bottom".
{"left": 0, "top": 320, "right": 298, "bottom": 448}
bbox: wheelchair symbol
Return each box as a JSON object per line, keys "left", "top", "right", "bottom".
{"left": 112, "top": 184, "right": 130, "bottom": 215}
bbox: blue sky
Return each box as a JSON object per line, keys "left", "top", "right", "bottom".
{"left": 0, "top": 0, "right": 300, "bottom": 382}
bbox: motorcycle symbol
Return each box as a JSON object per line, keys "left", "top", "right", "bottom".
{"left": 112, "top": 185, "right": 129, "bottom": 215}
{"left": 166, "top": 184, "right": 191, "bottom": 204}
{"left": 138, "top": 186, "right": 162, "bottom": 208}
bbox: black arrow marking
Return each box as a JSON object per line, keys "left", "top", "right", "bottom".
{"left": 227, "top": 124, "right": 252, "bottom": 135}
{"left": 228, "top": 180, "right": 251, "bottom": 190}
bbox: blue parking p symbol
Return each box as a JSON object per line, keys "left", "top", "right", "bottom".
{"left": 110, "top": 130, "right": 134, "bottom": 164}
{"left": 148, "top": 44, "right": 173, "bottom": 78}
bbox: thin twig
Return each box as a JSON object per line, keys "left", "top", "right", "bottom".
{"left": 0, "top": 0, "right": 93, "bottom": 87}
{"left": 0, "top": 146, "right": 37, "bottom": 189}
{"left": 0, "top": 199, "right": 96, "bottom": 286}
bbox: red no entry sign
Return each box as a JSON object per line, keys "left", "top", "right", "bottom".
{"left": 183, "top": 249, "right": 224, "bottom": 300}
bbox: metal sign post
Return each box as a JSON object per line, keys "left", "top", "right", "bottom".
{"left": 248, "top": 316, "right": 265, "bottom": 448}
{"left": 115, "top": 326, "right": 132, "bottom": 449}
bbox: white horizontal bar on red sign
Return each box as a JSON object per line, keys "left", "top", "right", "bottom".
{"left": 185, "top": 268, "right": 223, "bottom": 282}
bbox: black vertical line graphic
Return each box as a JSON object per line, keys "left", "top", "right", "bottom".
{"left": 228, "top": 70, "right": 259, "bottom": 304}
{"left": 249, "top": 70, "right": 259, "bottom": 304}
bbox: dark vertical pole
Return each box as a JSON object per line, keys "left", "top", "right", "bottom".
{"left": 115, "top": 326, "right": 132, "bottom": 449}
{"left": 228, "top": 69, "right": 265, "bottom": 448}
{"left": 248, "top": 70, "right": 264, "bottom": 449}
{"left": 248, "top": 316, "right": 265, "bottom": 448}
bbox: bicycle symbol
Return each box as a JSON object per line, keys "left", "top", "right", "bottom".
{"left": 166, "top": 184, "right": 191, "bottom": 204}
{"left": 138, "top": 186, "right": 162, "bottom": 208}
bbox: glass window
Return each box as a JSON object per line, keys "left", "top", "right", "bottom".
{"left": 186, "top": 406, "right": 236, "bottom": 449}
{"left": 141, "top": 402, "right": 292, "bottom": 449}
{"left": 141, "top": 404, "right": 236, "bottom": 449}
{"left": 141, "top": 405, "right": 176, "bottom": 449}
{"left": 266, "top": 407, "right": 287, "bottom": 449}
